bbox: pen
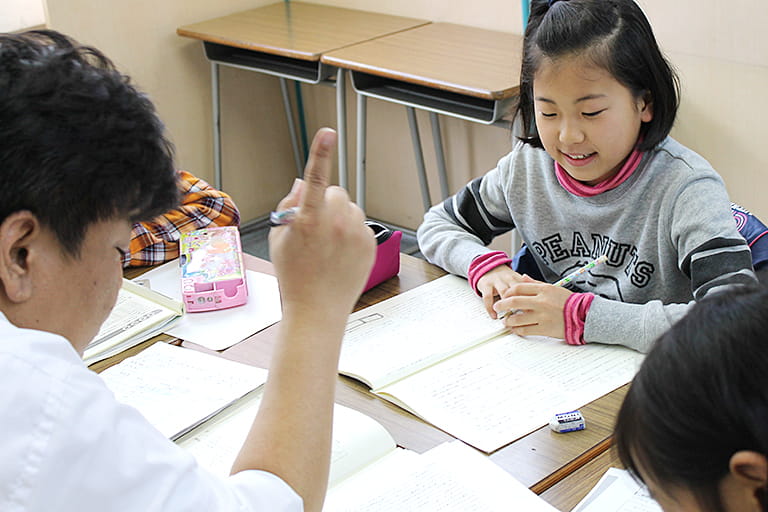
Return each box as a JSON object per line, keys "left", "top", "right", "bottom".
{"left": 498, "top": 254, "right": 608, "bottom": 320}
{"left": 268, "top": 206, "right": 300, "bottom": 226}
{"left": 269, "top": 210, "right": 392, "bottom": 243}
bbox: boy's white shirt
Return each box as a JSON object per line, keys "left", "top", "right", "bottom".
{"left": 0, "top": 312, "right": 301, "bottom": 512}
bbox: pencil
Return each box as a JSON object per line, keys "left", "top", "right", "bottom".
{"left": 552, "top": 254, "right": 608, "bottom": 287}
{"left": 498, "top": 254, "right": 608, "bottom": 320}
{"left": 268, "top": 206, "right": 300, "bottom": 226}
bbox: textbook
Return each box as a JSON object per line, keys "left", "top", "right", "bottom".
{"left": 175, "top": 393, "right": 558, "bottom": 511}
{"left": 100, "top": 341, "right": 267, "bottom": 440}
{"left": 83, "top": 278, "right": 184, "bottom": 365}
{"left": 338, "top": 274, "right": 645, "bottom": 453}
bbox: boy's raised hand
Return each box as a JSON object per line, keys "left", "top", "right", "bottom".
{"left": 269, "top": 128, "right": 376, "bottom": 324}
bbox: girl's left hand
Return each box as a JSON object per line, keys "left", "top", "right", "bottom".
{"left": 494, "top": 281, "right": 573, "bottom": 339}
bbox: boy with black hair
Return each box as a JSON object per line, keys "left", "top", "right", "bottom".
{"left": 0, "top": 30, "right": 374, "bottom": 512}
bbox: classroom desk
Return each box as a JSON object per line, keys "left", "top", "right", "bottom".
{"left": 321, "top": 23, "right": 523, "bottom": 211}
{"left": 221, "top": 253, "right": 629, "bottom": 494}
{"left": 177, "top": 2, "right": 428, "bottom": 191}
{"left": 540, "top": 447, "right": 624, "bottom": 511}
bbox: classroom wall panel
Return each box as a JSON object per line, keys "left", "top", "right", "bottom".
{"left": 671, "top": 52, "right": 768, "bottom": 218}
{"left": 43, "top": 0, "right": 768, "bottom": 224}
{"left": 46, "top": 0, "right": 296, "bottom": 222}
{"left": 1, "top": 0, "right": 46, "bottom": 32}
{"left": 311, "top": 0, "right": 521, "bottom": 33}
{"left": 637, "top": 0, "right": 768, "bottom": 68}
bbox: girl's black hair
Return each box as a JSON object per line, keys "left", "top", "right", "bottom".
{"left": 516, "top": 0, "right": 680, "bottom": 151}
{"left": 0, "top": 30, "right": 179, "bottom": 257}
{"left": 615, "top": 285, "right": 768, "bottom": 511}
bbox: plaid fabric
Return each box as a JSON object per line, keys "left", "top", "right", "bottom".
{"left": 123, "top": 170, "right": 240, "bottom": 267}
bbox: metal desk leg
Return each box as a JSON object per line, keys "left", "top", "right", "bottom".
{"left": 406, "top": 107, "right": 432, "bottom": 212}
{"left": 429, "top": 112, "right": 450, "bottom": 199}
{"left": 336, "top": 68, "right": 348, "bottom": 190}
{"left": 356, "top": 93, "right": 367, "bottom": 209}
{"left": 211, "top": 62, "right": 222, "bottom": 190}
{"left": 279, "top": 77, "right": 305, "bottom": 178}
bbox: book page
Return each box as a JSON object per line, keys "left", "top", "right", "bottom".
{"left": 176, "top": 399, "right": 397, "bottom": 487}
{"left": 141, "top": 261, "right": 282, "bottom": 350}
{"left": 339, "top": 275, "right": 505, "bottom": 389}
{"left": 377, "top": 334, "right": 645, "bottom": 453}
{"left": 324, "top": 441, "right": 558, "bottom": 512}
{"left": 573, "top": 468, "right": 662, "bottom": 512}
{"left": 84, "top": 279, "right": 183, "bottom": 364}
{"left": 100, "top": 342, "right": 267, "bottom": 439}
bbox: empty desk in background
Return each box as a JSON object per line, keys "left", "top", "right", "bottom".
{"left": 177, "top": 2, "right": 428, "bottom": 192}
{"left": 322, "top": 23, "right": 523, "bottom": 211}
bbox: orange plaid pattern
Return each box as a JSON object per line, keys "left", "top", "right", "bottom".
{"left": 124, "top": 170, "right": 240, "bottom": 267}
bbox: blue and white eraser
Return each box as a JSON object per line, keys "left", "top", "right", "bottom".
{"left": 549, "top": 410, "right": 586, "bottom": 433}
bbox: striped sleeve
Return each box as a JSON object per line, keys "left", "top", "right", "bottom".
{"left": 681, "top": 237, "right": 756, "bottom": 298}
{"left": 124, "top": 170, "right": 241, "bottom": 267}
{"left": 442, "top": 176, "right": 515, "bottom": 245}
{"left": 418, "top": 163, "right": 517, "bottom": 277}
{"left": 670, "top": 178, "right": 756, "bottom": 299}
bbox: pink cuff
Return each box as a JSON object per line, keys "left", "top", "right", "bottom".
{"left": 563, "top": 293, "right": 595, "bottom": 346}
{"left": 468, "top": 251, "right": 512, "bottom": 295}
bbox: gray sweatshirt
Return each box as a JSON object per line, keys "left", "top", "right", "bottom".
{"left": 417, "top": 137, "right": 756, "bottom": 352}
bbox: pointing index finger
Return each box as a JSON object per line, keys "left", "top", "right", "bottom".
{"left": 298, "top": 128, "right": 337, "bottom": 217}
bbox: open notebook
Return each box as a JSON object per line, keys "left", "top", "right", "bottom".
{"left": 173, "top": 380, "right": 558, "bottom": 512}
{"left": 100, "top": 341, "right": 557, "bottom": 511}
{"left": 84, "top": 279, "right": 183, "bottom": 366}
{"left": 100, "top": 341, "right": 266, "bottom": 439}
{"left": 338, "top": 274, "right": 645, "bottom": 453}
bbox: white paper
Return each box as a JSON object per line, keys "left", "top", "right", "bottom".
{"left": 101, "top": 342, "right": 267, "bottom": 439}
{"left": 324, "top": 441, "right": 559, "bottom": 512}
{"left": 378, "top": 334, "right": 644, "bottom": 453}
{"left": 338, "top": 273, "right": 644, "bottom": 453}
{"left": 340, "top": 275, "right": 506, "bottom": 389}
{"left": 573, "top": 468, "right": 662, "bottom": 512}
{"left": 176, "top": 399, "right": 397, "bottom": 487}
{"left": 139, "top": 261, "right": 282, "bottom": 350}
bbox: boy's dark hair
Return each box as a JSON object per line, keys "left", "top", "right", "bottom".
{"left": 516, "top": 0, "right": 680, "bottom": 152}
{"left": 615, "top": 285, "right": 768, "bottom": 511}
{"left": 0, "top": 30, "right": 179, "bottom": 256}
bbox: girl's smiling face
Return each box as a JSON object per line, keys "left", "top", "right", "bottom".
{"left": 533, "top": 55, "right": 653, "bottom": 185}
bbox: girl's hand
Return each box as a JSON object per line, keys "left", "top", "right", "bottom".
{"left": 495, "top": 282, "right": 573, "bottom": 339}
{"left": 475, "top": 265, "right": 528, "bottom": 318}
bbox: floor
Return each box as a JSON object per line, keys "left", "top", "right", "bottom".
{"left": 239, "top": 220, "right": 421, "bottom": 262}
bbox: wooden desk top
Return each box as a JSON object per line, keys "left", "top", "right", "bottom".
{"left": 107, "top": 253, "right": 627, "bottom": 492}
{"left": 222, "top": 253, "right": 626, "bottom": 492}
{"left": 177, "top": 2, "right": 428, "bottom": 62}
{"left": 321, "top": 22, "right": 523, "bottom": 100}
{"left": 221, "top": 254, "right": 457, "bottom": 453}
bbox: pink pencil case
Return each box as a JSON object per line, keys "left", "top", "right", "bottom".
{"left": 180, "top": 226, "right": 249, "bottom": 312}
{"left": 363, "top": 221, "right": 402, "bottom": 292}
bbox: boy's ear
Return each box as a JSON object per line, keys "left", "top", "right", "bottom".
{"left": 0, "top": 211, "right": 41, "bottom": 303}
{"left": 730, "top": 451, "right": 768, "bottom": 505}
